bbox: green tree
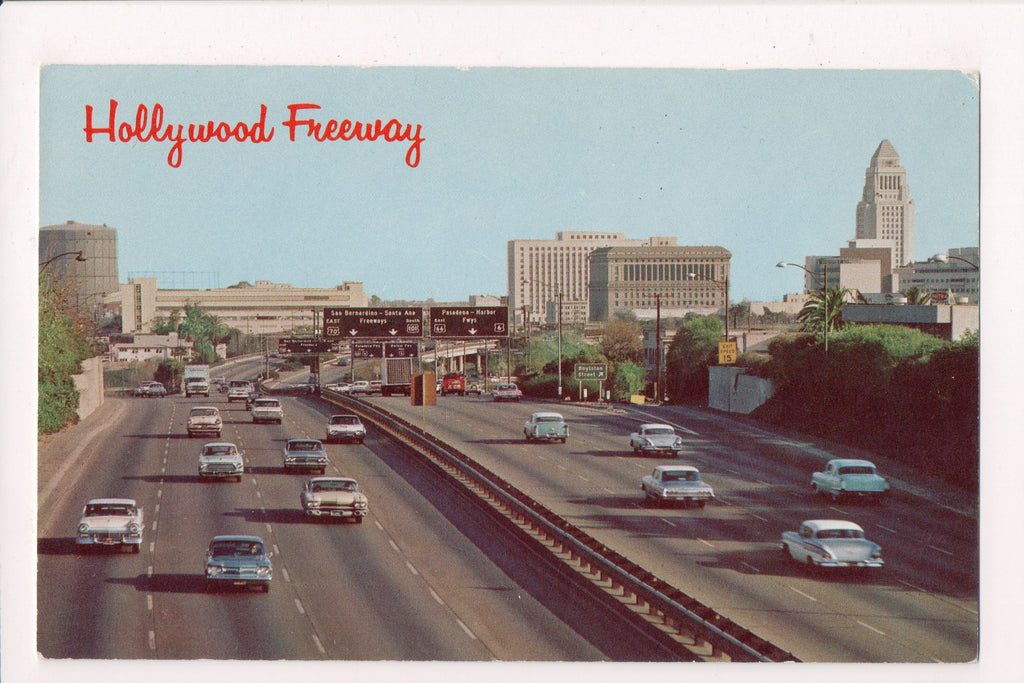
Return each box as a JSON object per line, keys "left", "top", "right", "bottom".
{"left": 797, "top": 286, "right": 849, "bottom": 340}
{"left": 664, "top": 315, "right": 723, "bottom": 403}
{"left": 38, "top": 277, "right": 93, "bottom": 434}
{"left": 609, "top": 361, "right": 647, "bottom": 401}
{"left": 901, "top": 286, "right": 933, "bottom": 305}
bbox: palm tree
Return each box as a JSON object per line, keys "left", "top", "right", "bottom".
{"left": 902, "top": 287, "right": 933, "bottom": 305}
{"left": 797, "top": 286, "right": 849, "bottom": 344}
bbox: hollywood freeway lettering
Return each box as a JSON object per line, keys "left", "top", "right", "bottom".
{"left": 83, "top": 100, "right": 425, "bottom": 169}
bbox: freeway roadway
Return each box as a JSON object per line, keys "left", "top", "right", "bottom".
{"left": 37, "top": 358, "right": 634, "bottom": 663}
{"left": 364, "top": 391, "right": 979, "bottom": 663}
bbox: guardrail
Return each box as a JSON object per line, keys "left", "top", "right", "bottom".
{"left": 312, "top": 389, "right": 798, "bottom": 662}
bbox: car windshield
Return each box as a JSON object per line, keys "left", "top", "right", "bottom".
{"left": 816, "top": 528, "right": 865, "bottom": 540}
{"left": 535, "top": 415, "right": 562, "bottom": 423}
{"left": 311, "top": 480, "right": 358, "bottom": 492}
{"left": 330, "top": 416, "right": 359, "bottom": 425}
{"left": 85, "top": 503, "right": 135, "bottom": 516}
{"left": 210, "top": 540, "right": 264, "bottom": 557}
{"left": 190, "top": 409, "right": 217, "bottom": 417}
{"left": 230, "top": 382, "right": 249, "bottom": 388}
{"left": 496, "top": 385, "right": 517, "bottom": 391}
{"left": 661, "top": 470, "right": 697, "bottom": 482}
{"left": 288, "top": 441, "right": 321, "bottom": 451}
{"left": 838, "top": 466, "right": 875, "bottom": 475}
{"left": 645, "top": 427, "right": 675, "bottom": 436}
{"left": 254, "top": 400, "right": 278, "bottom": 407}
{"left": 203, "top": 445, "right": 237, "bottom": 456}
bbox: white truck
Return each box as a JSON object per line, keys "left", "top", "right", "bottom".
{"left": 380, "top": 358, "right": 413, "bottom": 397}
{"left": 183, "top": 364, "right": 211, "bottom": 397}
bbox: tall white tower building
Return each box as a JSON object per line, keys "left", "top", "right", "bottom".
{"left": 855, "top": 140, "right": 916, "bottom": 267}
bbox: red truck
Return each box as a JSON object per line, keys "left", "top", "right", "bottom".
{"left": 439, "top": 372, "right": 466, "bottom": 396}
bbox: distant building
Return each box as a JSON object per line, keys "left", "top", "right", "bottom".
{"left": 892, "top": 247, "right": 980, "bottom": 304}
{"left": 108, "top": 332, "right": 193, "bottom": 363}
{"left": 112, "top": 278, "right": 369, "bottom": 335}
{"left": 588, "top": 245, "right": 731, "bottom": 322}
{"left": 39, "top": 221, "right": 120, "bottom": 318}
{"left": 855, "top": 140, "right": 916, "bottom": 268}
{"left": 842, "top": 303, "right": 978, "bottom": 341}
{"left": 507, "top": 231, "right": 677, "bottom": 326}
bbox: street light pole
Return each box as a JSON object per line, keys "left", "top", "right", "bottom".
{"left": 39, "top": 250, "right": 86, "bottom": 272}
{"left": 777, "top": 260, "right": 829, "bottom": 354}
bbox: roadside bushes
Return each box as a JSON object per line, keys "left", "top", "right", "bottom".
{"left": 753, "top": 325, "right": 978, "bottom": 490}
{"left": 38, "top": 283, "right": 93, "bottom": 435}
{"left": 664, "top": 315, "right": 723, "bottom": 404}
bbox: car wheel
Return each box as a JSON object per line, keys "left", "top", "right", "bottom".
{"left": 560, "top": 438, "right": 567, "bottom": 444}
{"left": 780, "top": 543, "right": 791, "bottom": 561}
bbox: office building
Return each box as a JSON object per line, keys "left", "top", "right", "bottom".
{"left": 855, "top": 140, "right": 916, "bottom": 268}
{"left": 588, "top": 245, "right": 731, "bottom": 321}
{"left": 114, "top": 278, "right": 369, "bottom": 335}
{"left": 508, "top": 232, "right": 677, "bottom": 326}
{"left": 892, "top": 247, "right": 980, "bottom": 304}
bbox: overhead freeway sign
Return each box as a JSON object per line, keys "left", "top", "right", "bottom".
{"left": 279, "top": 337, "right": 333, "bottom": 354}
{"left": 429, "top": 306, "right": 508, "bottom": 338}
{"left": 324, "top": 307, "right": 423, "bottom": 339}
{"left": 352, "top": 341, "right": 419, "bottom": 359}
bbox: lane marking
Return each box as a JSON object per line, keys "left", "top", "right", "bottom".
{"left": 928, "top": 544, "right": 954, "bottom": 557}
{"left": 389, "top": 540, "right": 401, "bottom": 553}
{"left": 273, "top": 544, "right": 280, "bottom": 555}
{"left": 295, "top": 599, "right": 305, "bottom": 615}
{"left": 149, "top": 542, "right": 155, "bottom": 554}
{"left": 455, "top": 618, "right": 478, "bottom": 640}
{"left": 897, "top": 579, "right": 927, "bottom": 593}
{"left": 147, "top": 595, "right": 153, "bottom": 610}
{"left": 857, "top": 620, "right": 886, "bottom": 636}
{"left": 312, "top": 634, "right": 326, "bottom": 654}
{"left": 151, "top": 521, "right": 158, "bottom": 532}
{"left": 265, "top": 523, "right": 272, "bottom": 534}
{"left": 406, "top": 561, "right": 419, "bottom": 576}
{"left": 148, "top": 630, "right": 156, "bottom": 650}
{"left": 282, "top": 568, "right": 291, "bottom": 583}
{"left": 876, "top": 524, "right": 897, "bottom": 534}
{"left": 374, "top": 520, "right": 384, "bottom": 531}
{"left": 788, "top": 586, "right": 817, "bottom": 602}
{"left": 659, "top": 518, "right": 676, "bottom": 528}
{"left": 740, "top": 561, "right": 761, "bottom": 573}
{"left": 748, "top": 513, "right": 768, "bottom": 522}
{"left": 428, "top": 588, "right": 445, "bottom": 605}
{"left": 697, "top": 538, "right": 715, "bottom": 548}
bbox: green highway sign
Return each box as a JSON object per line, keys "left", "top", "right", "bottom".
{"left": 574, "top": 363, "right": 607, "bottom": 380}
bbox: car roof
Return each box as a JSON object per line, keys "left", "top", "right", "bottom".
{"left": 802, "top": 519, "right": 865, "bottom": 532}
{"left": 640, "top": 423, "right": 675, "bottom": 430}
{"left": 329, "top": 413, "right": 359, "bottom": 419}
{"left": 828, "top": 458, "right": 876, "bottom": 468}
{"left": 85, "top": 497, "right": 137, "bottom": 506}
{"left": 210, "top": 534, "right": 264, "bottom": 543}
{"left": 531, "top": 412, "right": 563, "bottom": 419}
{"left": 653, "top": 465, "right": 698, "bottom": 473}
{"left": 287, "top": 438, "right": 323, "bottom": 445}
{"left": 309, "top": 477, "right": 357, "bottom": 484}
{"left": 202, "top": 442, "right": 238, "bottom": 448}
{"left": 190, "top": 406, "right": 219, "bottom": 411}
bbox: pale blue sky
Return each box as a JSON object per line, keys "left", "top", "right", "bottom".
{"left": 40, "top": 66, "right": 978, "bottom": 303}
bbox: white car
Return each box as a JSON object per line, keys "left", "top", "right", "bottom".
{"left": 76, "top": 498, "right": 143, "bottom": 553}
{"left": 780, "top": 520, "right": 884, "bottom": 570}
{"left": 492, "top": 383, "right": 523, "bottom": 402}
{"left": 227, "top": 380, "right": 254, "bottom": 402}
{"left": 629, "top": 424, "right": 684, "bottom": 456}
{"left": 349, "top": 380, "right": 372, "bottom": 394}
{"left": 187, "top": 406, "right": 222, "bottom": 438}
{"left": 250, "top": 397, "right": 284, "bottom": 424}
{"left": 326, "top": 414, "right": 366, "bottom": 443}
{"left": 641, "top": 465, "right": 714, "bottom": 508}
{"left": 300, "top": 477, "right": 368, "bottom": 522}
{"left": 198, "top": 442, "right": 245, "bottom": 481}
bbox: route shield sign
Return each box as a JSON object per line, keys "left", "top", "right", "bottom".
{"left": 574, "top": 363, "right": 607, "bottom": 380}
{"left": 384, "top": 342, "right": 419, "bottom": 359}
{"left": 352, "top": 342, "right": 384, "bottom": 359}
{"left": 718, "top": 341, "right": 738, "bottom": 364}
{"left": 429, "top": 306, "right": 508, "bottom": 338}
{"left": 324, "top": 307, "right": 423, "bottom": 339}
{"left": 279, "top": 338, "right": 333, "bottom": 354}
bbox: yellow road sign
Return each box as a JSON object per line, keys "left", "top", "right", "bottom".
{"left": 718, "top": 341, "right": 738, "bottom": 364}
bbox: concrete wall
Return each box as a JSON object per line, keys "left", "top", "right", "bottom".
{"left": 708, "top": 365, "right": 775, "bottom": 414}
{"left": 72, "top": 356, "right": 105, "bottom": 421}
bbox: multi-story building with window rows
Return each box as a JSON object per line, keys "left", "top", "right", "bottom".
{"left": 588, "top": 245, "right": 732, "bottom": 321}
